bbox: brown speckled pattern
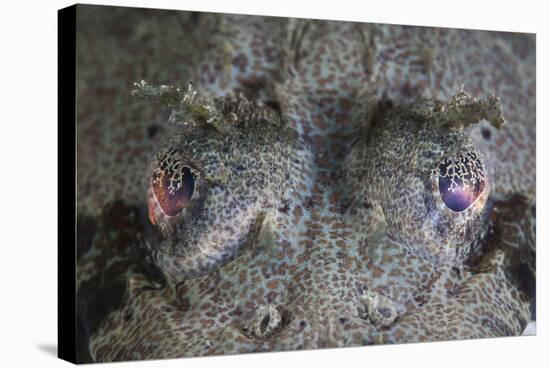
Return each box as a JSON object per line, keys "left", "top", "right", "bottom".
{"left": 75, "top": 5, "right": 535, "bottom": 363}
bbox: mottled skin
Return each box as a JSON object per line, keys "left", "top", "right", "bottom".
{"left": 75, "top": 5, "right": 535, "bottom": 362}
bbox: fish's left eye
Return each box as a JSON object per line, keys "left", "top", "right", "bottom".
{"left": 151, "top": 164, "right": 195, "bottom": 217}
{"left": 437, "top": 152, "right": 485, "bottom": 212}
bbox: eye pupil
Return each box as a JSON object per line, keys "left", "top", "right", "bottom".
{"left": 438, "top": 153, "right": 485, "bottom": 212}
{"left": 152, "top": 165, "right": 195, "bottom": 216}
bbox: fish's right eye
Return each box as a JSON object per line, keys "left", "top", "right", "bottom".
{"left": 437, "top": 152, "right": 486, "bottom": 212}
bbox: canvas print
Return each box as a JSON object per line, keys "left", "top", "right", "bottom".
{"left": 65, "top": 3, "right": 536, "bottom": 363}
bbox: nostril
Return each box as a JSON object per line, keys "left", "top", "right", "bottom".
{"left": 358, "top": 290, "right": 397, "bottom": 327}
{"left": 248, "top": 305, "right": 281, "bottom": 338}
{"left": 378, "top": 306, "right": 393, "bottom": 319}
{"left": 259, "top": 314, "right": 272, "bottom": 335}
{"left": 243, "top": 305, "right": 292, "bottom": 339}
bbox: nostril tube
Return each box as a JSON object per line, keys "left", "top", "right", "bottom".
{"left": 248, "top": 305, "right": 282, "bottom": 338}
{"left": 358, "top": 290, "right": 397, "bottom": 327}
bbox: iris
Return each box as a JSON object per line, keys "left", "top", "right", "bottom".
{"left": 152, "top": 165, "right": 195, "bottom": 216}
{"left": 438, "top": 153, "right": 484, "bottom": 212}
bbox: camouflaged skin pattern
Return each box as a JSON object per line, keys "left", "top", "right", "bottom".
{"left": 75, "top": 5, "right": 535, "bottom": 362}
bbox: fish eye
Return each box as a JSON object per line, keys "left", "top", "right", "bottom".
{"left": 437, "top": 152, "right": 485, "bottom": 212}
{"left": 151, "top": 162, "right": 195, "bottom": 217}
